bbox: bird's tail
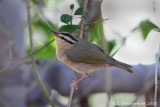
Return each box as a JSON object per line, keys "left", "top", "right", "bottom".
{"left": 107, "top": 57, "right": 133, "bottom": 73}
{"left": 113, "top": 61, "right": 133, "bottom": 73}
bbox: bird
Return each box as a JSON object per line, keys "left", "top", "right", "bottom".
{"left": 49, "top": 30, "right": 133, "bottom": 89}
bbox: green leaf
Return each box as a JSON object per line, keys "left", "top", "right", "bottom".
{"left": 32, "top": 20, "right": 55, "bottom": 38}
{"left": 75, "top": 7, "right": 83, "bottom": 15}
{"left": 85, "top": 32, "right": 94, "bottom": 42}
{"left": 32, "top": 0, "right": 38, "bottom": 4}
{"left": 35, "top": 45, "right": 56, "bottom": 59}
{"left": 74, "top": 7, "right": 89, "bottom": 15}
{"left": 59, "top": 25, "right": 80, "bottom": 33}
{"left": 30, "top": 20, "right": 56, "bottom": 59}
{"left": 90, "top": 17, "right": 103, "bottom": 46}
{"left": 84, "top": 25, "right": 89, "bottom": 31}
{"left": 60, "top": 14, "right": 73, "bottom": 24}
{"left": 108, "top": 40, "right": 115, "bottom": 54}
{"left": 70, "top": 4, "right": 74, "bottom": 10}
{"left": 139, "top": 20, "right": 159, "bottom": 39}
{"left": 33, "top": 20, "right": 54, "bottom": 30}
{"left": 26, "top": 43, "right": 56, "bottom": 59}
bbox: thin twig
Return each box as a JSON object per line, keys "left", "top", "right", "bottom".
{"left": 36, "top": 0, "right": 55, "bottom": 30}
{"left": 67, "top": 72, "right": 77, "bottom": 107}
{"left": 154, "top": 41, "right": 160, "bottom": 107}
{"left": 67, "top": 0, "right": 88, "bottom": 107}
{"left": 0, "top": 39, "right": 54, "bottom": 74}
{"left": 79, "top": 0, "right": 88, "bottom": 38}
{"left": 97, "top": 1, "right": 112, "bottom": 106}
{"left": 84, "top": 18, "right": 112, "bottom": 26}
{"left": 26, "top": 0, "right": 54, "bottom": 107}
{"left": 110, "top": 37, "right": 126, "bottom": 57}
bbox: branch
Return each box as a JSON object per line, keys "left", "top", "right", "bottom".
{"left": 154, "top": 41, "right": 160, "bottom": 107}
{"left": 84, "top": 18, "right": 112, "bottom": 26}
{"left": 67, "top": 0, "right": 88, "bottom": 107}
{"left": 26, "top": 0, "right": 54, "bottom": 107}
{"left": 67, "top": 71, "right": 77, "bottom": 107}
{"left": 79, "top": 0, "right": 88, "bottom": 39}
{"left": 0, "top": 39, "right": 54, "bottom": 75}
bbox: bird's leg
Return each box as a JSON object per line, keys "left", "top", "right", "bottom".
{"left": 70, "top": 74, "right": 88, "bottom": 89}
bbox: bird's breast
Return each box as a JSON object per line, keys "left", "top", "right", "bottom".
{"left": 56, "top": 47, "right": 65, "bottom": 60}
{"left": 59, "top": 54, "right": 108, "bottom": 74}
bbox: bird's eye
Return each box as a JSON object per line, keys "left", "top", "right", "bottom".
{"left": 60, "top": 37, "right": 65, "bottom": 40}
{"left": 59, "top": 36, "right": 74, "bottom": 44}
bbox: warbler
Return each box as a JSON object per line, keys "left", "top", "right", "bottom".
{"left": 49, "top": 30, "right": 133, "bottom": 89}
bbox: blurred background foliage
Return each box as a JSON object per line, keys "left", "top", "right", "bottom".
{"left": 133, "top": 19, "right": 159, "bottom": 40}
{"left": 24, "top": 0, "right": 160, "bottom": 106}
{"left": 26, "top": 0, "right": 160, "bottom": 60}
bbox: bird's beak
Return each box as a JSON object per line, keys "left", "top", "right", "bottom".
{"left": 48, "top": 30, "right": 59, "bottom": 38}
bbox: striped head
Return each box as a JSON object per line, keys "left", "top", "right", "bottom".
{"left": 49, "top": 30, "right": 78, "bottom": 49}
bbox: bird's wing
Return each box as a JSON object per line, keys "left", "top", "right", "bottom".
{"left": 65, "top": 39, "right": 107, "bottom": 64}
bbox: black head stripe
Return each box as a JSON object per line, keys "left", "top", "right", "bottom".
{"left": 60, "top": 33, "right": 78, "bottom": 42}
{"left": 60, "top": 37, "right": 74, "bottom": 44}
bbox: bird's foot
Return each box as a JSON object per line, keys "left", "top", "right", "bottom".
{"left": 70, "top": 74, "right": 88, "bottom": 90}
{"left": 70, "top": 82, "right": 78, "bottom": 89}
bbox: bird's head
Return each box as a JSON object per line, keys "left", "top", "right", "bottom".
{"left": 49, "top": 30, "right": 78, "bottom": 49}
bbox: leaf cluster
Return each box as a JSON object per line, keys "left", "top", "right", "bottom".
{"left": 29, "top": 2, "right": 160, "bottom": 59}
{"left": 133, "top": 19, "right": 160, "bottom": 40}
{"left": 59, "top": 4, "right": 89, "bottom": 33}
